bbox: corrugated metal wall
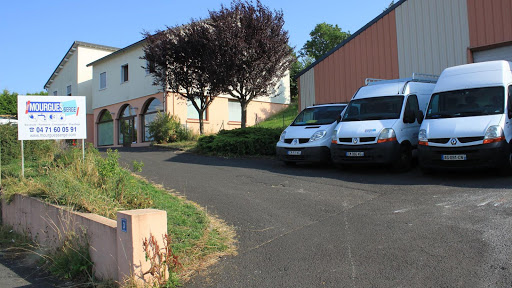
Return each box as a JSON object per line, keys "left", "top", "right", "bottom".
{"left": 395, "top": 0, "right": 470, "bottom": 78}
{"left": 299, "top": 69, "right": 316, "bottom": 110}
{"left": 312, "top": 11, "right": 399, "bottom": 105}
{"left": 467, "top": 0, "right": 512, "bottom": 48}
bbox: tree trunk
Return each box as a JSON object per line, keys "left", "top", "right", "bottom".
{"left": 241, "top": 102, "right": 248, "bottom": 129}
{"left": 198, "top": 111, "right": 205, "bottom": 135}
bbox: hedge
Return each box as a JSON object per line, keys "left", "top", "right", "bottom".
{"left": 197, "top": 127, "right": 282, "bottom": 156}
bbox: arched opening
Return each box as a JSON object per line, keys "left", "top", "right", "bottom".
{"left": 142, "top": 98, "right": 163, "bottom": 142}
{"left": 97, "top": 109, "right": 113, "bottom": 146}
{"left": 118, "top": 104, "right": 137, "bottom": 146}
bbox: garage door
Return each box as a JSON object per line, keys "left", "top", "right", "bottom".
{"left": 473, "top": 45, "right": 512, "bottom": 62}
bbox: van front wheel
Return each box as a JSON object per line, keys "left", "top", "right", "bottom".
{"left": 393, "top": 145, "right": 412, "bottom": 172}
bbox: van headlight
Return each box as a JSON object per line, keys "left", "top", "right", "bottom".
{"left": 309, "top": 130, "right": 327, "bottom": 142}
{"left": 483, "top": 125, "right": 505, "bottom": 144}
{"left": 377, "top": 128, "right": 396, "bottom": 143}
{"left": 418, "top": 129, "right": 428, "bottom": 146}
{"left": 331, "top": 130, "right": 338, "bottom": 144}
{"left": 279, "top": 131, "right": 286, "bottom": 142}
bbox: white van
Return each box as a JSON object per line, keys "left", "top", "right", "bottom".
{"left": 418, "top": 61, "right": 512, "bottom": 172}
{"left": 276, "top": 103, "right": 347, "bottom": 165}
{"left": 331, "top": 74, "right": 437, "bottom": 170}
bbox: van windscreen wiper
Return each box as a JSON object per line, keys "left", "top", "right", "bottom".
{"left": 426, "top": 113, "right": 454, "bottom": 119}
{"left": 342, "top": 117, "right": 361, "bottom": 121}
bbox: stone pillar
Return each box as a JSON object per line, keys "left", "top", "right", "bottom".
{"left": 116, "top": 209, "right": 167, "bottom": 284}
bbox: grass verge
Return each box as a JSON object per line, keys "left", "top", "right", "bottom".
{"left": 256, "top": 102, "right": 298, "bottom": 129}
{"left": 1, "top": 145, "right": 236, "bottom": 286}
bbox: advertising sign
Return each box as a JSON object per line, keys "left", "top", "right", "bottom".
{"left": 17, "top": 95, "right": 87, "bottom": 140}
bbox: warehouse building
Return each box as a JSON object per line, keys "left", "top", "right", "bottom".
{"left": 297, "top": 0, "right": 512, "bottom": 110}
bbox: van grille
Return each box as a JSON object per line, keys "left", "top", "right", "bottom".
{"left": 284, "top": 138, "right": 310, "bottom": 144}
{"left": 338, "top": 137, "right": 375, "bottom": 143}
{"left": 428, "top": 138, "right": 450, "bottom": 144}
{"left": 458, "top": 136, "right": 484, "bottom": 143}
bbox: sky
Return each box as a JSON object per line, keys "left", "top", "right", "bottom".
{"left": 0, "top": 0, "right": 392, "bottom": 94}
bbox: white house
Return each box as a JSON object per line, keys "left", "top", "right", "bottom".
{"left": 46, "top": 39, "right": 290, "bottom": 147}
{"left": 44, "top": 41, "right": 119, "bottom": 144}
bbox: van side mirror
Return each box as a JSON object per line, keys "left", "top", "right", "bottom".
{"left": 508, "top": 108, "right": 512, "bottom": 119}
{"left": 404, "top": 110, "right": 415, "bottom": 123}
{"left": 417, "top": 110, "right": 424, "bottom": 124}
{"left": 336, "top": 114, "right": 342, "bottom": 123}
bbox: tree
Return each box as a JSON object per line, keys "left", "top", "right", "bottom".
{"left": 0, "top": 90, "right": 18, "bottom": 115}
{"left": 209, "top": 0, "right": 294, "bottom": 128}
{"left": 143, "top": 20, "right": 223, "bottom": 135}
{"left": 300, "top": 22, "right": 351, "bottom": 61}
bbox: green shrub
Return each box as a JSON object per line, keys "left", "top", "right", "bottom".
{"left": 0, "top": 125, "right": 59, "bottom": 164}
{"left": 148, "top": 112, "right": 197, "bottom": 144}
{"left": 197, "top": 127, "right": 282, "bottom": 156}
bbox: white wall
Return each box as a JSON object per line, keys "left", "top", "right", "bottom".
{"left": 77, "top": 47, "right": 115, "bottom": 113}
{"left": 395, "top": 0, "right": 470, "bottom": 78}
{"left": 91, "top": 42, "right": 161, "bottom": 110}
{"left": 46, "top": 50, "right": 78, "bottom": 98}
{"left": 299, "top": 68, "right": 315, "bottom": 110}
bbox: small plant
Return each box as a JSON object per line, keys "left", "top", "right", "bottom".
{"left": 46, "top": 227, "right": 93, "bottom": 282}
{"left": 143, "top": 233, "right": 182, "bottom": 287}
{"left": 132, "top": 160, "right": 144, "bottom": 173}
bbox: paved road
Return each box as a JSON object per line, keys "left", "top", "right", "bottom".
{"left": 118, "top": 147, "right": 512, "bottom": 287}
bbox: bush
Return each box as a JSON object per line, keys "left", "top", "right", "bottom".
{"left": 197, "top": 127, "right": 282, "bottom": 156}
{"left": 148, "top": 112, "right": 196, "bottom": 144}
{"left": 0, "top": 125, "right": 59, "bottom": 164}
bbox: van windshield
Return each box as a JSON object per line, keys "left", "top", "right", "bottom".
{"left": 426, "top": 86, "right": 504, "bottom": 119}
{"left": 342, "top": 96, "right": 404, "bottom": 121}
{"left": 291, "top": 105, "right": 346, "bottom": 126}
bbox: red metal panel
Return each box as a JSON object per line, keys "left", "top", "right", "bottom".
{"left": 312, "top": 11, "right": 399, "bottom": 104}
{"left": 467, "top": 0, "right": 512, "bottom": 47}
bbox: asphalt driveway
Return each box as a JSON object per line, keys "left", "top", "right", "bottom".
{"left": 118, "top": 147, "right": 512, "bottom": 287}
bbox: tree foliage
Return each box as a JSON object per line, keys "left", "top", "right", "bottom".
{"left": 0, "top": 89, "right": 17, "bottom": 115}
{"left": 0, "top": 90, "right": 48, "bottom": 116}
{"left": 209, "top": 0, "right": 294, "bottom": 128}
{"left": 300, "top": 22, "right": 351, "bottom": 61}
{"left": 143, "top": 20, "right": 222, "bottom": 134}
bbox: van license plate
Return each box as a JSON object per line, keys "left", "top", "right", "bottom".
{"left": 346, "top": 152, "right": 364, "bottom": 157}
{"left": 442, "top": 154, "right": 466, "bottom": 161}
{"left": 287, "top": 150, "right": 301, "bottom": 156}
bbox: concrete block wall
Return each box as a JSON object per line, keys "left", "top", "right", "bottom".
{"left": 1, "top": 194, "right": 167, "bottom": 284}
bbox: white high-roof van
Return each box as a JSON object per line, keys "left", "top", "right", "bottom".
{"left": 418, "top": 61, "right": 512, "bottom": 173}
{"left": 331, "top": 74, "right": 437, "bottom": 170}
{"left": 276, "top": 103, "right": 347, "bottom": 165}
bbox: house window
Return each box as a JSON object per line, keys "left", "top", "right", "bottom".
{"left": 53, "top": 91, "right": 58, "bottom": 96}
{"left": 100, "top": 72, "right": 107, "bottom": 90}
{"left": 121, "top": 64, "right": 129, "bottom": 83}
{"left": 228, "top": 100, "right": 241, "bottom": 122}
{"left": 145, "top": 60, "right": 155, "bottom": 75}
{"left": 187, "top": 99, "right": 206, "bottom": 120}
{"left": 142, "top": 98, "right": 163, "bottom": 142}
{"left": 97, "top": 110, "right": 114, "bottom": 146}
{"left": 66, "top": 85, "right": 72, "bottom": 96}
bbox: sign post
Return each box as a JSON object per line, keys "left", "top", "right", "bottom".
{"left": 17, "top": 96, "right": 87, "bottom": 175}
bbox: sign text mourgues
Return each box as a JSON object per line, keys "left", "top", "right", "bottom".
{"left": 17, "top": 96, "right": 87, "bottom": 140}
